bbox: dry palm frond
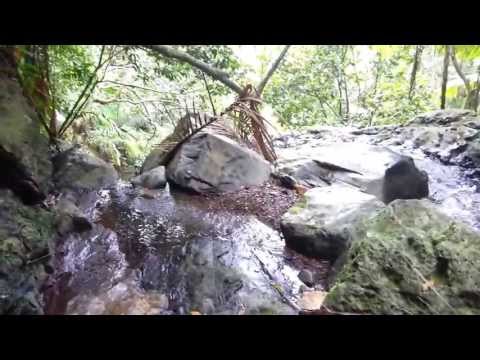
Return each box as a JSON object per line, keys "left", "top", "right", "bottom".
{"left": 152, "top": 111, "right": 223, "bottom": 166}
{"left": 222, "top": 84, "right": 277, "bottom": 163}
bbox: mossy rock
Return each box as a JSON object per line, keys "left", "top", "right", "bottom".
{"left": 324, "top": 199, "right": 480, "bottom": 315}
{"left": 0, "top": 190, "right": 55, "bottom": 314}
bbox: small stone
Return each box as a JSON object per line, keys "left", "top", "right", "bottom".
{"left": 298, "top": 291, "right": 327, "bottom": 311}
{"left": 298, "top": 270, "right": 314, "bottom": 287}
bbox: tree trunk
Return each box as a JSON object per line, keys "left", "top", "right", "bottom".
{"left": 440, "top": 45, "right": 451, "bottom": 109}
{"left": 143, "top": 45, "right": 291, "bottom": 98}
{"left": 409, "top": 45, "right": 423, "bottom": 99}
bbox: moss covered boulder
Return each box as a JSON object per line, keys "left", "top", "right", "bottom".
{"left": 324, "top": 199, "right": 480, "bottom": 315}
{"left": 0, "top": 189, "right": 55, "bottom": 314}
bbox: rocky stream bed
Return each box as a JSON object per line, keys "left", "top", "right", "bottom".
{"left": 2, "top": 60, "right": 480, "bottom": 316}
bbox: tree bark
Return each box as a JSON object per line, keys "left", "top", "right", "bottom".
{"left": 450, "top": 47, "right": 479, "bottom": 111}
{"left": 450, "top": 47, "right": 471, "bottom": 93}
{"left": 409, "top": 45, "right": 423, "bottom": 99}
{"left": 143, "top": 45, "right": 244, "bottom": 95}
{"left": 440, "top": 45, "right": 451, "bottom": 109}
{"left": 257, "top": 45, "right": 291, "bottom": 95}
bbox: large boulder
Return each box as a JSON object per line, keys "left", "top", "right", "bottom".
{"left": 166, "top": 132, "right": 272, "bottom": 193}
{"left": 280, "top": 184, "right": 385, "bottom": 262}
{"left": 324, "top": 199, "right": 480, "bottom": 315}
{"left": 277, "top": 143, "right": 403, "bottom": 190}
{"left": 52, "top": 145, "right": 118, "bottom": 193}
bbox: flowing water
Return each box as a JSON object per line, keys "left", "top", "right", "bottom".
{"left": 44, "top": 182, "right": 328, "bottom": 315}
{"left": 44, "top": 129, "right": 480, "bottom": 315}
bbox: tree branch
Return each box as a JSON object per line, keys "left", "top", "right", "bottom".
{"left": 257, "top": 45, "right": 291, "bottom": 95}
{"left": 142, "top": 45, "right": 243, "bottom": 95}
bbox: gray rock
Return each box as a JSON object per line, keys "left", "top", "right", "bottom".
{"left": 54, "top": 196, "right": 92, "bottom": 235}
{"left": 52, "top": 145, "right": 118, "bottom": 192}
{"left": 381, "top": 157, "right": 429, "bottom": 204}
{"left": 324, "top": 199, "right": 480, "bottom": 315}
{"left": 277, "top": 143, "right": 404, "bottom": 191}
{"left": 298, "top": 270, "right": 314, "bottom": 287}
{"left": 0, "top": 71, "right": 52, "bottom": 192}
{"left": 408, "top": 109, "right": 475, "bottom": 126}
{"left": 465, "top": 139, "right": 480, "bottom": 167}
{"left": 131, "top": 166, "right": 166, "bottom": 189}
{"left": 166, "top": 132, "right": 272, "bottom": 193}
{"left": 280, "top": 184, "right": 385, "bottom": 262}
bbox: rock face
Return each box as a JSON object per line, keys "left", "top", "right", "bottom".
{"left": 166, "top": 132, "right": 272, "bottom": 193}
{"left": 131, "top": 166, "right": 166, "bottom": 189}
{"left": 324, "top": 199, "right": 480, "bottom": 315}
{"left": 280, "top": 184, "right": 385, "bottom": 262}
{"left": 0, "top": 59, "right": 55, "bottom": 314}
{"left": 277, "top": 142, "right": 429, "bottom": 205}
{"left": 0, "top": 68, "right": 52, "bottom": 192}
{"left": 52, "top": 145, "right": 118, "bottom": 193}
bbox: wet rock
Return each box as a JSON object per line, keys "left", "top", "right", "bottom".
{"left": 166, "top": 132, "right": 272, "bottom": 193}
{"left": 52, "top": 145, "right": 118, "bottom": 193}
{"left": 465, "top": 139, "right": 480, "bottom": 167}
{"left": 298, "top": 269, "right": 314, "bottom": 287}
{"left": 54, "top": 196, "right": 92, "bottom": 235}
{"left": 67, "top": 273, "right": 170, "bottom": 315}
{"left": 280, "top": 184, "right": 385, "bottom": 262}
{"left": 324, "top": 199, "right": 480, "bottom": 315}
{"left": 381, "top": 157, "right": 429, "bottom": 204}
{"left": 277, "top": 143, "right": 403, "bottom": 191}
{"left": 272, "top": 171, "right": 297, "bottom": 189}
{"left": 131, "top": 166, "right": 166, "bottom": 189}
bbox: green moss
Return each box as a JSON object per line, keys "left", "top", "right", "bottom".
{"left": 324, "top": 200, "right": 480, "bottom": 315}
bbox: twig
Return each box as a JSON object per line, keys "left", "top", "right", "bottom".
{"left": 406, "top": 257, "right": 456, "bottom": 314}
{"left": 251, "top": 250, "right": 301, "bottom": 312}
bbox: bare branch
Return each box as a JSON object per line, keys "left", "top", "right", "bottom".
{"left": 257, "top": 45, "right": 291, "bottom": 95}
{"left": 142, "top": 45, "right": 243, "bottom": 95}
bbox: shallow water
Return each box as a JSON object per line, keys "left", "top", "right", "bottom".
{"left": 44, "top": 182, "right": 327, "bottom": 315}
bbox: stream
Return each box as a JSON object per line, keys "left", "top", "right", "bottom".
{"left": 43, "top": 128, "right": 480, "bottom": 315}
